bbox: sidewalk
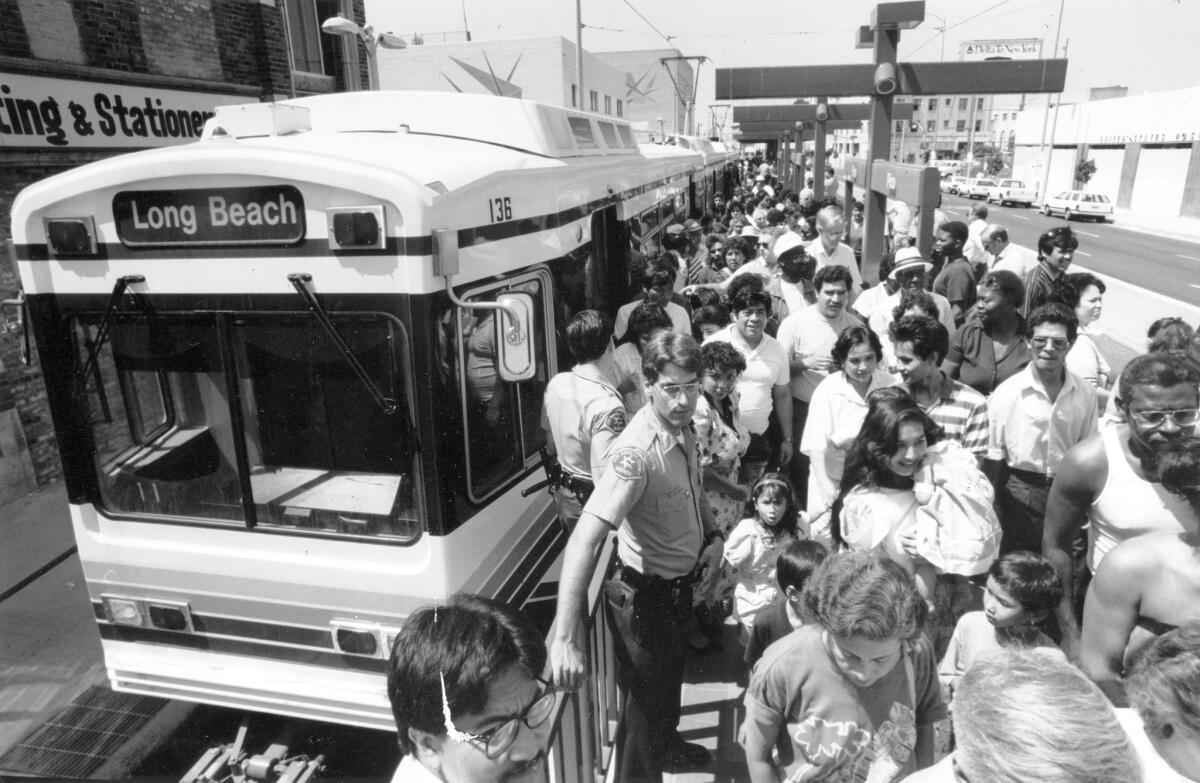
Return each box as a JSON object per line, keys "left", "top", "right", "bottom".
{"left": 1107, "top": 207, "right": 1200, "bottom": 244}
{"left": 0, "top": 482, "right": 108, "bottom": 758}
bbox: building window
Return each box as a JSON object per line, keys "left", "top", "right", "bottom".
{"left": 975, "top": 119, "right": 983, "bottom": 132}
{"left": 943, "top": 120, "right": 950, "bottom": 129}
{"left": 604, "top": 95, "right": 612, "bottom": 114}
{"left": 958, "top": 97, "right": 968, "bottom": 111}
{"left": 977, "top": 97, "right": 985, "bottom": 110}
{"left": 895, "top": 121, "right": 904, "bottom": 133}
{"left": 927, "top": 120, "right": 935, "bottom": 133}
{"left": 285, "top": 0, "right": 344, "bottom": 75}
{"left": 589, "top": 90, "right": 598, "bottom": 112}
{"left": 616, "top": 99, "right": 623, "bottom": 117}
{"left": 944, "top": 98, "right": 951, "bottom": 106}
{"left": 928, "top": 98, "right": 936, "bottom": 110}
{"left": 956, "top": 119, "right": 966, "bottom": 132}
{"left": 571, "top": 85, "right": 577, "bottom": 107}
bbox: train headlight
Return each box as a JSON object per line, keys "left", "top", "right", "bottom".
{"left": 43, "top": 217, "right": 99, "bottom": 257}
{"left": 147, "top": 600, "right": 194, "bottom": 632}
{"left": 102, "top": 595, "right": 146, "bottom": 627}
{"left": 326, "top": 206, "right": 385, "bottom": 250}
{"left": 331, "top": 620, "right": 384, "bottom": 658}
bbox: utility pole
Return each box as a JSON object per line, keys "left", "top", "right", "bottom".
{"left": 660, "top": 55, "right": 708, "bottom": 134}
{"left": 575, "top": 0, "right": 584, "bottom": 110}
{"left": 1036, "top": 0, "right": 1067, "bottom": 203}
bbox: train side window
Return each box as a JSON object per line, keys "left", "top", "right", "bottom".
{"left": 458, "top": 272, "right": 552, "bottom": 503}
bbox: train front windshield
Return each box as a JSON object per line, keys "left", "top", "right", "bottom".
{"left": 73, "top": 310, "right": 419, "bottom": 540}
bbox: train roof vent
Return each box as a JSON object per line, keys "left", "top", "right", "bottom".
{"left": 275, "top": 91, "right": 641, "bottom": 159}
{"left": 203, "top": 103, "right": 312, "bottom": 139}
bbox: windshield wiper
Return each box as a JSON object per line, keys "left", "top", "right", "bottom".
{"left": 287, "top": 273, "right": 398, "bottom": 415}
{"left": 75, "top": 274, "right": 145, "bottom": 400}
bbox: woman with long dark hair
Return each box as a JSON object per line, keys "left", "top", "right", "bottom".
{"left": 831, "top": 392, "right": 942, "bottom": 600}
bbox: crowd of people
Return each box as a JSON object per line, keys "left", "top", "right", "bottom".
{"left": 385, "top": 156, "right": 1200, "bottom": 783}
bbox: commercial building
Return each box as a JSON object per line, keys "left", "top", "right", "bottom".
{"left": 1011, "top": 85, "right": 1200, "bottom": 217}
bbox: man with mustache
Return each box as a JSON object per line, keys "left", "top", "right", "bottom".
{"left": 986, "top": 303, "right": 1098, "bottom": 570}
{"left": 551, "top": 331, "right": 722, "bottom": 780}
{"left": 1044, "top": 351, "right": 1200, "bottom": 659}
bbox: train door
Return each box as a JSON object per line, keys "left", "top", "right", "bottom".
{"left": 589, "top": 206, "right": 629, "bottom": 314}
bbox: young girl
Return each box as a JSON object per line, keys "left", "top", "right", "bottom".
{"left": 724, "top": 474, "right": 801, "bottom": 634}
{"left": 742, "top": 551, "right": 946, "bottom": 783}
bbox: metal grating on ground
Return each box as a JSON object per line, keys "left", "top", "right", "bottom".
{"left": 0, "top": 686, "right": 168, "bottom": 778}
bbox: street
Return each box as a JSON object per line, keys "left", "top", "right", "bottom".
{"left": 940, "top": 192, "right": 1200, "bottom": 307}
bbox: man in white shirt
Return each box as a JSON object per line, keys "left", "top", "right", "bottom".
{"left": 775, "top": 265, "right": 862, "bottom": 504}
{"left": 867, "top": 247, "right": 956, "bottom": 362}
{"left": 982, "top": 225, "right": 1039, "bottom": 278}
{"left": 807, "top": 205, "right": 863, "bottom": 301}
{"left": 613, "top": 257, "right": 691, "bottom": 340}
{"left": 964, "top": 202, "right": 989, "bottom": 269}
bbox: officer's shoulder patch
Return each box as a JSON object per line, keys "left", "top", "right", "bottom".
{"left": 599, "top": 408, "right": 627, "bottom": 435}
{"left": 611, "top": 448, "right": 646, "bottom": 480}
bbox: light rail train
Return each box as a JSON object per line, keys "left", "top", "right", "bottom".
{"left": 8, "top": 90, "right": 735, "bottom": 734}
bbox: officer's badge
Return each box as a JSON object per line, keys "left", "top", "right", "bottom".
{"left": 611, "top": 448, "right": 646, "bottom": 480}
{"left": 601, "top": 409, "right": 627, "bottom": 434}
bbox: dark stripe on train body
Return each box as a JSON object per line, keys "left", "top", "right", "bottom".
{"left": 507, "top": 525, "right": 568, "bottom": 610}
{"left": 95, "top": 622, "right": 388, "bottom": 674}
{"left": 495, "top": 517, "right": 567, "bottom": 608}
{"left": 13, "top": 170, "right": 692, "bottom": 262}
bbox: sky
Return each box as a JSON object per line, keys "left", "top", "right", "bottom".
{"left": 363, "top": 0, "right": 1200, "bottom": 119}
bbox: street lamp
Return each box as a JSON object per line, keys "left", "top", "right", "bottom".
{"left": 321, "top": 14, "right": 408, "bottom": 91}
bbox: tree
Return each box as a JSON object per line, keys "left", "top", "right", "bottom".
{"left": 1076, "top": 158, "right": 1098, "bottom": 188}
{"left": 985, "top": 154, "right": 1005, "bottom": 177}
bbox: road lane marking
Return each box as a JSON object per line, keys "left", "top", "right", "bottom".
{"left": 1192, "top": 284, "right": 1200, "bottom": 290}
{"left": 1077, "top": 230, "right": 1100, "bottom": 238}
{"left": 1075, "top": 250, "right": 1092, "bottom": 257}
{"left": 1009, "top": 214, "right": 1030, "bottom": 220}
{"left": 1180, "top": 254, "right": 1200, "bottom": 262}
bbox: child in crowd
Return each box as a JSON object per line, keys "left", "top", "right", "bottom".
{"left": 724, "top": 474, "right": 801, "bottom": 635}
{"left": 742, "top": 551, "right": 946, "bottom": 783}
{"left": 743, "top": 539, "right": 828, "bottom": 671}
{"left": 938, "top": 551, "right": 1063, "bottom": 700}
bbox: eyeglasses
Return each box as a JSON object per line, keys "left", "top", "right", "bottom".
{"left": 1029, "top": 336, "right": 1071, "bottom": 350}
{"left": 655, "top": 380, "right": 702, "bottom": 399}
{"left": 1127, "top": 408, "right": 1200, "bottom": 428}
{"left": 444, "top": 675, "right": 557, "bottom": 759}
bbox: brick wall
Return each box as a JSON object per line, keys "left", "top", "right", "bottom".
{"left": 1, "top": 0, "right": 33, "bottom": 57}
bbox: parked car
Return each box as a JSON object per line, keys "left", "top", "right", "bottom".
{"left": 965, "top": 177, "right": 997, "bottom": 199}
{"left": 942, "top": 176, "right": 968, "bottom": 195}
{"left": 985, "top": 178, "right": 1038, "bottom": 207}
{"left": 1040, "top": 191, "right": 1114, "bottom": 222}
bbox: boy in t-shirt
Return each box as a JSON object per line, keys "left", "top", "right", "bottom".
{"left": 939, "top": 551, "right": 1064, "bottom": 700}
{"left": 744, "top": 539, "right": 828, "bottom": 671}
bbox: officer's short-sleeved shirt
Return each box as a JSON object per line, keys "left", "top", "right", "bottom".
{"left": 583, "top": 405, "right": 705, "bottom": 579}
{"left": 542, "top": 364, "right": 627, "bottom": 482}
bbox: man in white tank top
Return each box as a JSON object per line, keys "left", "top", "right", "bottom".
{"left": 1044, "top": 352, "right": 1200, "bottom": 658}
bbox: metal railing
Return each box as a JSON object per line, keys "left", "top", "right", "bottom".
{"left": 542, "top": 537, "right": 621, "bottom": 783}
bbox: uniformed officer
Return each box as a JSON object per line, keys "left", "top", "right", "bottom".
{"left": 541, "top": 310, "right": 627, "bottom": 532}
{"left": 550, "top": 331, "right": 723, "bottom": 781}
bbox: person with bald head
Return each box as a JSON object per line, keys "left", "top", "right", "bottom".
{"left": 981, "top": 225, "right": 1038, "bottom": 278}
{"left": 807, "top": 205, "right": 863, "bottom": 302}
